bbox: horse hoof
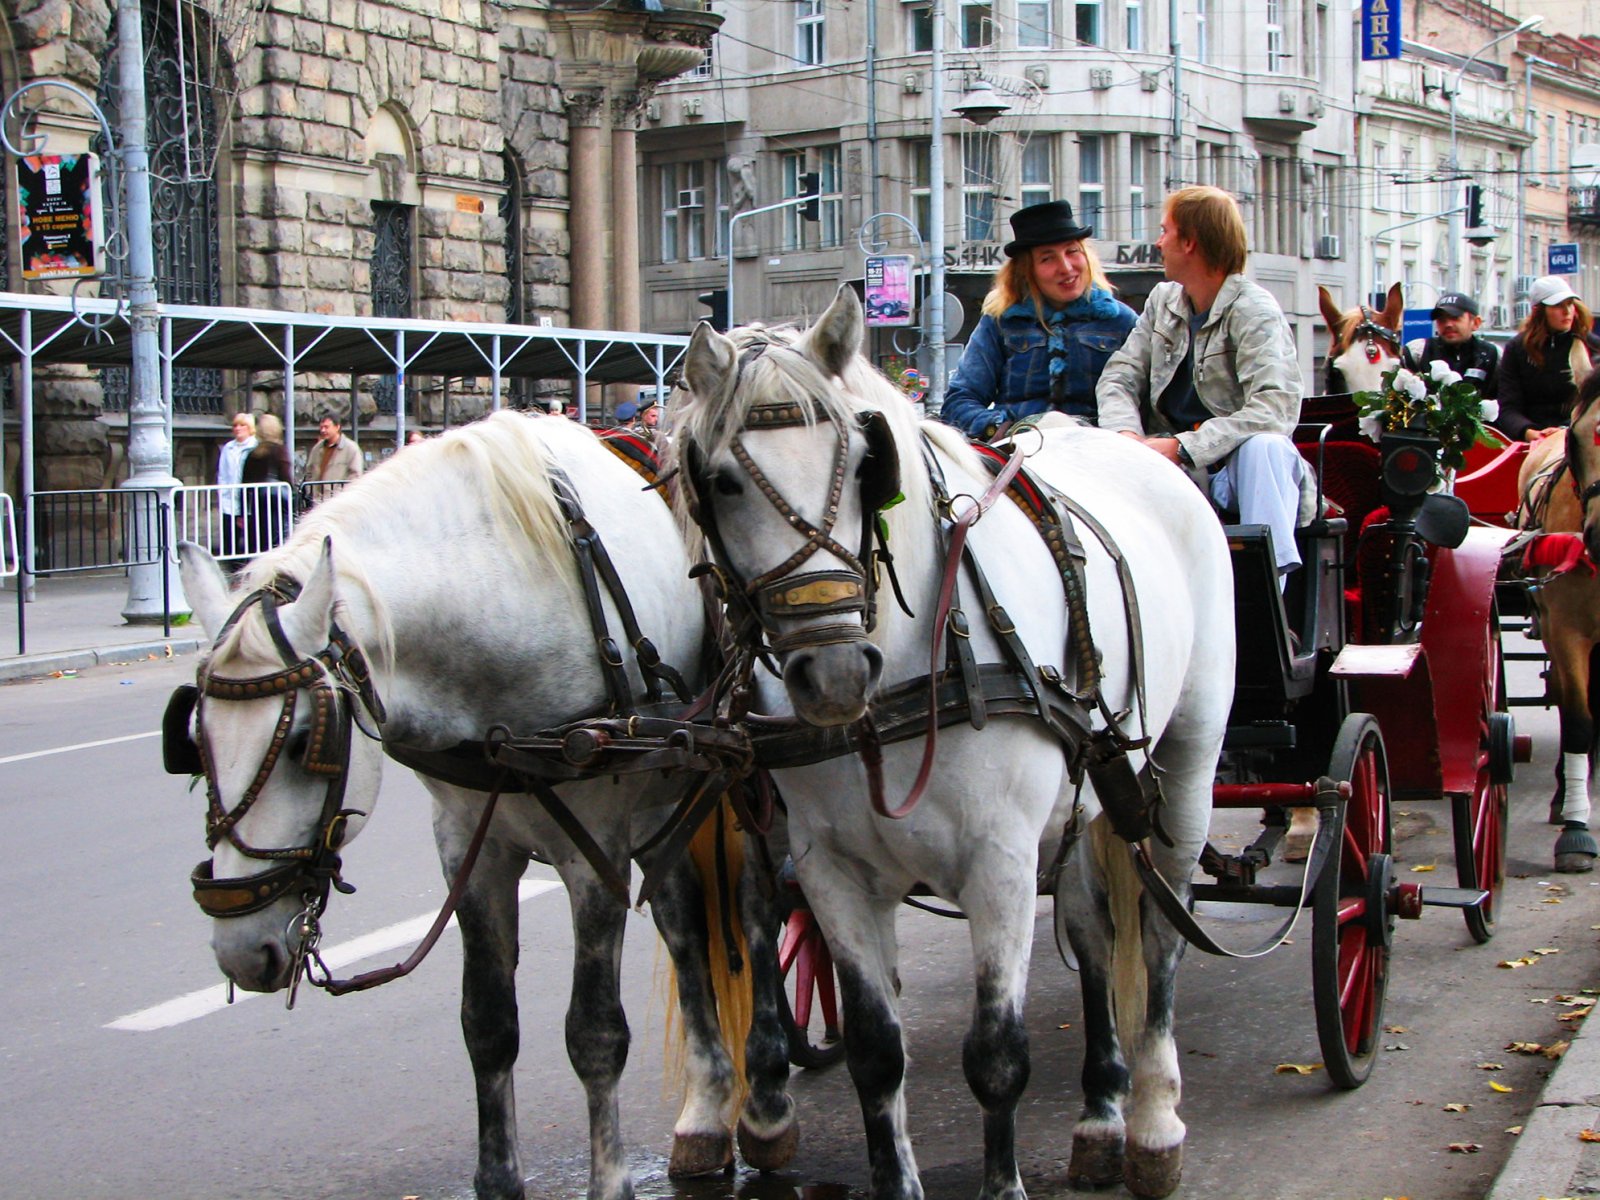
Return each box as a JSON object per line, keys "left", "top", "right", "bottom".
{"left": 1067, "top": 1130, "right": 1125, "bottom": 1191}
{"left": 1555, "top": 826, "right": 1598, "bottom": 874}
{"left": 1124, "top": 1143, "right": 1183, "bottom": 1199}
{"left": 737, "top": 1116, "right": 800, "bottom": 1172}
{"left": 668, "top": 1131, "right": 733, "bottom": 1178}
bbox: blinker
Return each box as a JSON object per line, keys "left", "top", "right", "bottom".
{"left": 162, "top": 684, "right": 203, "bottom": 776}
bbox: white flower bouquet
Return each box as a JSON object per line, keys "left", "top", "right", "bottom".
{"left": 1353, "top": 359, "right": 1501, "bottom": 471}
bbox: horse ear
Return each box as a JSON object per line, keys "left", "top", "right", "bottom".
{"left": 278, "top": 537, "right": 338, "bottom": 659}
{"left": 1382, "top": 282, "right": 1405, "bottom": 325}
{"left": 1317, "top": 286, "right": 1344, "bottom": 338}
{"left": 803, "top": 284, "right": 864, "bottom": 378}
{"left": 178, "top": 542, "right": 233, "bottom": 640}
{"left": 683, "top": 321, "right": 739, "bottom": 406}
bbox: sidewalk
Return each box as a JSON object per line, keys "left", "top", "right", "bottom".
{"left": 1487, "top": 997, "right": 1600, "bottom": 1200}
{"left": 0, "top": 571, "right": 205, "bottom": 683}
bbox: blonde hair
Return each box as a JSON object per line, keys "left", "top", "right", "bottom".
{"left": 980, "top": 239, "right": 1114, "bottom": 320}
{"left": 1163, "top": 186, "right": 1249, "bottom": 277}
{"left": 255, "top": 412, "right": 284, "bottom": 444}
{"left": 230, "top": 411, "right": 257, "bottom": 433}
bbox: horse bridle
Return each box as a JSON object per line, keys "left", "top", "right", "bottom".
{"left": 164, "top": 576, "right": 386, "bottom": 920}
{"left": 684, "top": 383, "right": 901, "bottom": 657}
{"left": 1342, "top": 305, "right": 1402, "bottom": 365}
{"left": 1565, "top": 389, "right": 1600, "bottom": 512}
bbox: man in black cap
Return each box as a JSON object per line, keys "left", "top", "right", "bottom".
{"left": 1401, "top": 291, "right": 1499, "bottom": 398}
{"left": 941, "top": 199, "right": 1137, "bottom": 439}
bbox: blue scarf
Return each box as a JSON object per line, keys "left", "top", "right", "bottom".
{"left": 1003, "top": 286, "right": 1122, "bottom": 398}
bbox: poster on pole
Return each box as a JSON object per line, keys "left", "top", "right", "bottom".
{"left": 17, "top": 153, "right": 103, "bottom": 280}
{"left": 864, "top": 254, "right": 914, "bottom": 327}
{"left": 1360, "top": 0, "right": 1401, "bottom": 61}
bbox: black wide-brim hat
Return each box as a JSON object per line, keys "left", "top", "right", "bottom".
{"left": 1003, "top": 200, "right": 1093, "bottom": 258}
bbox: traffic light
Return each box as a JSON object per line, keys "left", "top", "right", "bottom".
{"left": 1465, "top": 184, "right": 1484, "bottom": 229}
{"left": 799, "top": 172, "right": 821, "bottom": 222}
{"left": 696, "top": 288, "right": 729, "bottom": 333}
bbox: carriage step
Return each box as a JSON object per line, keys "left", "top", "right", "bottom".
{"left": 1418, "top": 886, "right": 1490, "bottom": 909}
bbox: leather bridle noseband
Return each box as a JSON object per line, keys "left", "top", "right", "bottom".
{"left": 165, "top": 576, "right": 386, "bottom": 922}
{"left": 1341, "top": 305, "right": 1402, "bottom": 365}
{"left": 1566, "top": 389, "right": 1600, "bottom": 513}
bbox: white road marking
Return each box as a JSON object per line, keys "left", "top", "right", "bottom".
{"left": 0, "top": 730, "right": 161, "bottom": 766}
{"left": 106, "top": 878, "right": 564, "bottom": 1031}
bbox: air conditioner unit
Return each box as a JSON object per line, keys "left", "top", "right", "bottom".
{"left": 1315, "top": 234, "right": 1341, "bottom": 259}
{"left": 1090, "top": 68, "right": 1113, "bottom": 90}
{"left": 1489, "top": 305, "right": 1510, "bottom": 328}
{"left": 681, "top": 96, "right": 703, "bottom": 118}
{"left": 1514, "top": 299, "right": 1532, "bottom": 322}
{"left": 677, "top": 187, "right": 705, "bottom": 210}
{"left": 1515, "top": 274, "right": 1536, "bottom": 297}
{"left": 1422, "top": 67, "right": 1443, "bottom": 94}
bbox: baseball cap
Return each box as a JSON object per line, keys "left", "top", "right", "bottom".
{"left": 1430, "top": 292, "right": 1478, "bottom": 319}
{"left": 1528, "top": 275, "right": 1580, "bottom": 308}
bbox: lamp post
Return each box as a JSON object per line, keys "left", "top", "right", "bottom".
{"left": 1446, "top": 15, "right": 1543, "bottom": 291}
{"left": 927, "top": 0, "right": 947, "bottom": 415}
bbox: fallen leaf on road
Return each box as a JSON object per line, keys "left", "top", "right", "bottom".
{"left": 1532, "top": 947, "right": 1561, "bottom": 956}
{"left": 1558, "top": 1005, "right": 1594, "bottom": 1023}
{"left": 1443, "top": 1103, "right": 1471, "bottom": 1112}
{"left": 1447, "top": 1142, "right": 1482, "bottom": 1153}
{"left": 1507, "top": 1041, "right": 1544, "bottom": 1054}
{"left": 1558, "top": 995, "right": 1587, "bottom": 1005}
{"left": 1498, "top": 958, "right": 1538, "bottom": 968}
{"left": 1543, "top": 897, "right": 1564, "bottom": 904}
{"left": 1274, "top": 1062, "right": 1322, "bottom": 1075}
{"left": 1384, "top": 1024, "right": 1409, "bottom": 1034}
{"left": 1505, "top": 1125, "right": 1522, "bottom": 1135}
{"left": 1531, "top": 997, "right": 1552, "bottom": 1004}
{"left": 1489, "top": 1081, "right": 1514, "bottom": 1093}
{"left": 1057, "top": 1023, "right": 1072, "bottom": 1029}
{"left": 1580, "top": 1130, "right": 1600, "bottom": 1143}
{"left": 1544, "top": 1041, "right": 1571, "bottom": 1059}
{"left": 1477, "top": 1062, "right": 1505, "bottom": 1070}
{"left": 1411, "top": 863, "right": 1438, "bottom": 872}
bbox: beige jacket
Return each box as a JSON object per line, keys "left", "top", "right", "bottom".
{"left": 1096, "top": 276, "right": 1302, "bottom": 470}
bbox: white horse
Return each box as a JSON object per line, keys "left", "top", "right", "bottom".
{"left": 175, "top": 411, "right": 798, "bottom": 1200}
{"left": 669, "top": 286, "right": 1234, "bottom": 1199}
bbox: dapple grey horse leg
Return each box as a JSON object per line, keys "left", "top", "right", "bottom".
{"left": 1055, "top": 841, "right": 1128, "bottom": 1192}
{"left": 431, "top": 797, "right": 530, "bottom": 1200}
{"left": 733, "top": 838, "right": 799, "bottom": 1171}
{"left": 639, "top": 847, "right": 737, "bottom": 1176}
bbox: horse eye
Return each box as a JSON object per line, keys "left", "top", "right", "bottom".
{"left": 287, "top": 732, "right": 310, "bottom": 763}
{"left": 713, "top": 473, "right": 744, "bottom": 497}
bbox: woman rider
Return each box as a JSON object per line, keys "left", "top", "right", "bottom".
{"left": 941, "top": 199, "right": 1137, "bottom": 441}
{"left": 1495, "top": 275, "right": 1600, "bottom": 443}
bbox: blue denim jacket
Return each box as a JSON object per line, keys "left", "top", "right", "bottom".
{"left": 942, "top": 287, "right": 1137, "bottom": 439}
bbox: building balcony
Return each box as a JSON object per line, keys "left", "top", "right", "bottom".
{"left": 1243, "top": 79, "right": 1323, "bottom": 134}
{"left": 1570, "top": 186, "right": 1600, "bottom": 226}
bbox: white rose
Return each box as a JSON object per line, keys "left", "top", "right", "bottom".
{"left": 1395, "top": 371, "right": 1429, "bottom": 403}
{"left": 1427, "top": 359, "right": 1454, "bottom": 383}
{"left": 1359, "top": 414, "right": 1384, "bottom": 442}
{"left": 1436, "top": 367, "right": 1463, "bottom": 387}
{"left": 1479, "top": 399, "right": 1500, "bottom": 421}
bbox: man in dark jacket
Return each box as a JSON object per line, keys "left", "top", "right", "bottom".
{"left": 1401, "top": 291, "right": 1499, "bottom": 398}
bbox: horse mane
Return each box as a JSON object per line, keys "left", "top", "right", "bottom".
{"left": 227, "top": 410, "right": 580, "bottom": 671}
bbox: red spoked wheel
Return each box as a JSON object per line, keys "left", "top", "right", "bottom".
{"left": 1313, "top": 713, "right": 1394, "bottom": 1090}
{"left": 1455, "top": 612, "right": 1511, "bottom": 945}
{"left": 776, "top": 903, "right": 844, "bottom": 1070}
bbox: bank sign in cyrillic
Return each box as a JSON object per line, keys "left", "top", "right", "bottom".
{"left": 1361, "top": 0, "right": 1401, "bottom": 61}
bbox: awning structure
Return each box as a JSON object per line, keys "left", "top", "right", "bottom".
{"left": 0, "top": 292, "right": 691, "bottom": 388}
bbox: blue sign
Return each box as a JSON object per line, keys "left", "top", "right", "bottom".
{"left": 1402, "top": 308, "right": 1433, "bottom": 347}
{"left": 1361, "top": 0, "right": 1401, "bottom": 61}
{"left": 1549, "top": 243, "right": 1580, "bottom": 275}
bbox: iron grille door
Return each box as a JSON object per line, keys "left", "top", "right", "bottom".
{"left": 370, "top": 201, "right": 413, "bottom": 416}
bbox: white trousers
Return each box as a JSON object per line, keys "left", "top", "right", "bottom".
{"left": 1208, "top": 433, "right": 1308, "bottom": 573}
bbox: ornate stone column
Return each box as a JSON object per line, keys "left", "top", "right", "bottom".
{"left": 566, "top": 88, "right": 608, "bottom": 340}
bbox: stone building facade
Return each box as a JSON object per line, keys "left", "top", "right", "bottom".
{"left": 0, "top": 0, "right": 717, "bottom": 494}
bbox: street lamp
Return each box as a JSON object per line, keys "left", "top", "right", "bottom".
{"left": 1447, "top": 14, "right": 1544, "bottom": 289}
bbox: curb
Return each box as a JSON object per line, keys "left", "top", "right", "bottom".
{"left": 0, "top": 638, "right": 205, "bottom": 684}
{"left": 1486, "top": 1010, "right": 1600, "bottom": 1200}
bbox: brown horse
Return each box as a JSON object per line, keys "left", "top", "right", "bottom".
{"left": 1319, "top": 282, "right": 1404, "bottom": 396}
{"left": 1514, "top": 369, "right": 1600, "bottom": 872}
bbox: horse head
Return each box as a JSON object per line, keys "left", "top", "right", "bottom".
{"left": 175, "top": 537, "right": 386, "bottom": 992}
{"left": 1320, "top": 282, "right": 1403, "bottom": 395}
{"left": 675, "top": 284, "right": 906, "bottom": 726}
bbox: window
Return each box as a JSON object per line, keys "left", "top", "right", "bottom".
{"left": 818, "top": 144, "right": 844, "bottom": 248}
{"left": 1400, "top": 146, "right": 1416, "bottom": 215}
{"left": 714, "top": 168, "right": 729, "bottom": 259}
{"left": 909, "top": 3, "right": 933, "bottom": 52}
{"left": 501, "top": 151, "right": 524, "bottom": 324}
{"left": 1266, "top": 0, "right": 1284, "bottom": 73}
{"left": 1194, "top": 0, "right": 1208, "bottom": 63}
{"left": 1020, "top": 136, "right": 1052, "bottom": 211}
{"left": 1019, "top": 0, "right": 1050, "bottom": 47}
{"left": 781, "top": 147, "right": 844, "bottom": 250}
{"left": 1547, "top": 113, "right": 1558, "bottom": 176}
{"left": 1125, "top": 0, "right": 1142, "bottom": 50}
{"left": 1316, "top": 162, "right": 1336, "bottom": 239}
{"left": 1254, "top": 153, "right": 1296, "bottom": 255}
{"left": 659, "top": 160, "right": 718, "bottom": 263}
{"left": 1131, "top": 136, "right": 1156, "bottom": 240}
{"left": 963, "top": 135, "right": 999, "bottom": 241}
{"left": 1078, "top": 134, "right": 1103, "bottom": 236}
{"left": 1076, "top": 0, "right": 1102, "bottom": 46}
{"left": 909, "top": 140, "right": 932, "bottom": 242}
{"left": 961, "top": 0, "right": 993, "bottom": 48}
{"left": 1371, "top": 140, "right": 1388, "bottom": 213}
{"left": 796, "top": 0, "right": 824, "bottom": 66}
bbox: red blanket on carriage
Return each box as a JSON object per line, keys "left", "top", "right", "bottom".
{"left": 1522, "top": 533, "right": 1595, "bottom": 578}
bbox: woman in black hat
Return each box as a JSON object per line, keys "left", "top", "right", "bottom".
{"left": 941, "top": 199, "right": 1137, "bottom": 440}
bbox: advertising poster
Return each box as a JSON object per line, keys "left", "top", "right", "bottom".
{"left": 17, "top": 153, "right": 103, "bottom": 280}
{"left": 864, "top": 254, "right": 914, "bottom": 327}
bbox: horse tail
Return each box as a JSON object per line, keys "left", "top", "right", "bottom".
{"left": 1089, "top": 815, "right": 1148, "bottom": 1054}
{"left": 663, "top": 795, "right": 754, "bottom": 1110}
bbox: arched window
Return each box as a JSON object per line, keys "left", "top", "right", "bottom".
{"left": 501, "top": 150, "right": 526, "bottom": 325}
{"left": 96, "top": 0, "right": 223, "bottom": 415}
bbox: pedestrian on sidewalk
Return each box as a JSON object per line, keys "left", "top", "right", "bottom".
{"left": 216, "top": 412, "right": 256, "bottom": 559}
{"left": 305, "top": 413, "right": 363, "bottom": 482}
{"left": 242, "top": 412, "right": 293, "bottom": 553}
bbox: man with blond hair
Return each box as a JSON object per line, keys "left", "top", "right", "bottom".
{"left": 1097, "top": 185, "right": 1312, "bottom": 577}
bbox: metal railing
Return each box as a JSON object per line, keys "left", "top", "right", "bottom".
{"left": 1, "top": 492, "right": 17, "bottom": 579}
{"left": 299, "top": 479, "right": 353, "bottom": 511}
{"left": 172, "top": 482, "right": 296, "bottom": 562}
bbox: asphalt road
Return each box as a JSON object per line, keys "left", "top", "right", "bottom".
{"left": 1, "top": 647, "right": 1595, "bottom": 1200}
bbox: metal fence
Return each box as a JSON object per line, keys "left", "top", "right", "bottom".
{"left": 299, "top": 479, "right": 353, "bottom": 510}
{"left": 172, "top": 482, "right": 297, "bottom": 563}
{"left": 1, "top": 492, "right": 17, "bottom": 579}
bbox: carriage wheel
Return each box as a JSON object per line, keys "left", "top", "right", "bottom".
{"left": 1455, "top": 614, "right": 1510, "bottom": 945}
{"left": 1312, "top": 714, "right": 1394, "bottom": 1090}
{"left": 775, "top": 903, "right": 845, "bottom": 1070}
